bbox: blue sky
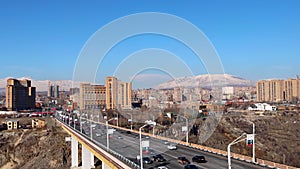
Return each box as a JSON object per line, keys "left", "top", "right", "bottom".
{"left": 0, "top": 1, "right": 299, "bottom": 88}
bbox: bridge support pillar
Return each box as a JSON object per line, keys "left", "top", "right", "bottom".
{"left": 71, "top": 137, "right": 78, "bottom": 168}
{"left": 82, "top": 146, "right": 92, "bottom": 169}
{"left": 91, "top": 153, "right": 95, "bottom": 168}
{"left": 102, "top": 162, "right": 110, "bottom": 169}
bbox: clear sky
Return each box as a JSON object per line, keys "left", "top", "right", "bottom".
{"left": 0, "top": 1, "right": 299, "bottom": 88}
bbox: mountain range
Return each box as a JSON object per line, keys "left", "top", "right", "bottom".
{"left": 0, "top": 77, "right": 81, "bottom": 92}
{"left": 155, "top": 74, "right": 255, "bottom": 89}
{"left": 0, "top": 74, "right": 255, "bottom": 91}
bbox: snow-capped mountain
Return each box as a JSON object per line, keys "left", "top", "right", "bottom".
{"left": 155, "top": 74, "right": 255, "bottom": 89}
{"left": 0, "top": 74, "right": 254, "bottom": 91}
{"left": 0, "top": 77, "right": 81, "bottom": 91}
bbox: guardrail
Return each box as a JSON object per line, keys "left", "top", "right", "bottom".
{"left": 56, "top": 119, "right": 140, "bottom": 169}
{"left": 90, "top": 120, "right": 299, "bottom": 169}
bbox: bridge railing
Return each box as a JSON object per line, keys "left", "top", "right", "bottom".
{"left": 56, "top": 118, "right": 140, "bottom": 169}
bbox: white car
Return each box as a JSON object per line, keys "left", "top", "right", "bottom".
{"left": 158, "top": 166, "right": 168, "bottom": 169}
{"left": 96, "top": 133, "right": 101, "bottom": 137}
{"left": 167, "top": 144, "right": 177, "bottom": 150}
{"left": 163, "top": 140, "right": 169, "bottom": 145}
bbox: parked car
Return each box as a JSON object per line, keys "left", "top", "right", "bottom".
{"left": 184, "top": 164, "right": 199, "bottom": 169}
{"left": 152, "top": 154, "right": 166, "bottom": 162}
{"left": 177, "top": 156, "right": 190, "bottom": 165}
{"left": 96, "top": 133, "right": 101, "bottom": 137}
{"left": 192, "top": 155, "right": 206, "bottom": 163}
{"left": 167, "top": 144, "right": 177, "bottom": 150}
{"left": 142, "top": 157, "right": 153, "bottom": 164}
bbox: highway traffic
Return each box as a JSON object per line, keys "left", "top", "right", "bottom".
{"left": 77, "top": 120, "right": 268, "bottom": 169}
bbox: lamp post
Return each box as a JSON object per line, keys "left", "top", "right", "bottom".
{"left": 73, "top": 114, "right": 75, "bottom": 129}
{"left": 80, "top": 115, "right": 82, "bottom": 133}
{"left": 152, "top": 115, "right": 155, "bottom": 136}
{"left": 178, "top": 115, "right": 188, "bottom": 145}
{"left": 68, "top": 113, "right": 71, "bottom": 126}
{"left": 249, "top": 121, "right": 255, "bottom": 163}
{"left": 106, "top": 118, "right": 115, "bottom": 150}
{"left": 139, "top": 121, "right": 156, "bottom": 169}
{"left": 116, "top": 113, "right": 119, "bottom": 127}
{"left": 90, "top": 117, "right": 93, "bottom": 140}
{"left": 227, "top": 133, "right": 247, "bottom": 169}
{"left": 127, "top": 113, "right": 133, "bottom": 131}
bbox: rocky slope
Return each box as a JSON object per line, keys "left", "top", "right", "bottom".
{"left": 189, "top": 111, "right": 300, "bottom": 168}
{"left": 0, "top": 118, "right": 71, "bottom": 169}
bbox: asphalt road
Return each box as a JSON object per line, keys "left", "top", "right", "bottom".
{"left": 77, "top": 121, "right": 268, "bottom": 169}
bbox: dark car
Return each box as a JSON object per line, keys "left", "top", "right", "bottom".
{"left": 152, "top": 154, "right": 166, "bottom": 162}
{"left": 192, "top": 155, "right": 206, "bottom": 163}
{"left": 184, "top": 164, "right": 199, "bottom": 169}
{"left": 142, "top": 157, "right": 153, "bottom": 164}
{"left": 177, "top": 156, "right": 190, "bottom": 165}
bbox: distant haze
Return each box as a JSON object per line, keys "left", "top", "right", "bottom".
{"left": 0, "top": 74, "right": 255, "bottom": 91}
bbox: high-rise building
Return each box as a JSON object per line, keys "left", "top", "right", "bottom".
{"left": 48, "top": 84, "right": 59, "bottom": 98}
{"left": 106, "top": 76, "right": 132, "bottom": 109}
{"left": 173, "top": 87, "right": 182, "bottom": 102}
{"left": 6, "top": 78, "right": 36, "bottom": 111}
{"left": 79, "top": 83, "right": 106, "bottom": 110}
{"left": 117, "top": 81, "right": 132, "bottom": 109}
{"left": 256, "top": 77, "right": 300, "bottom": 102}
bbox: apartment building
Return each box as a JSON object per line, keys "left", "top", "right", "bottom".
{"left": 256, "top": 77, "right": 300, "bottom": 102}
{"left": 48, "top": 84, "right": 59, "bottom": 98}
{"left": 106, "top": 76, "right": 132, "bottom": 109}
{"left": 79, "top": 83, "right": 106, "bottom": 110}
{"left": 6, "top": 78, "right": 36, "bottom": 111}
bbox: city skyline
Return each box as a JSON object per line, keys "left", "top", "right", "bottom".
{"left": 0, "top": 1, "right": 299, "bottom": 88}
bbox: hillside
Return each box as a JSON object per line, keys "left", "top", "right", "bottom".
{"left": 189, "top": 111, "right": 300, "bottom": 168}
{"left": 0, "top": 118, "right": 72, "bottom": 169}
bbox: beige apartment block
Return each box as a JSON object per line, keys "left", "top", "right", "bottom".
{"left": 106, "top": 76, "right": 132, "bottom": 110}
{"left": 79, "top": 83, "right": 106, "bottom": 110}
{"left": 256, "top": 77, "right": 300, "bottom": 102}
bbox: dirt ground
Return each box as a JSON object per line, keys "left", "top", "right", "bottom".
{"left": 191, "top": 110, "right": 300, "bottom": 168}
{"left": 0, "top": 117, "right": 72, "bottom": 169}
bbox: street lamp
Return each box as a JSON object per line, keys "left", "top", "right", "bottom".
{"left": 249, "top": 121, "right": 255, "bottom": 163}
{"left": 106, "top": 118, "right": 115, "bottom": 150}
{"left": 152, "top": 115, "right": 155, "bottom": 136}
{"left": 227, "top": 133, "right": 247, "bottom": 169}
{"left": 90, "top": 116, "right": 93, "bottom": 140}
{"left": 73, "top": 114, "right": 75, "bottom": 129}
{"left": 98, "top": 112, "right": 100, "bottom": 123}
{"left": 178, "top": 115, "right": 189, "bottom": 145}
{"left": 80, "top": 115, "right": 82, "bottom": 133}
{"left": 116, "top": 113, "right": 119, "bottom": 127}
{"left": 127, "top": 113, "right": 133, "bottom": 131}
{"left": 139, "top": 121, "right": 156, "bottom": 169}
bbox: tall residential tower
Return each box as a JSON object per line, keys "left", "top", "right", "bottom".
{"left": 106, "top": 76, "right": 132, "bottom": 109}
{"left": 6, "top": 78, "right": 36, "bottom": 111}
